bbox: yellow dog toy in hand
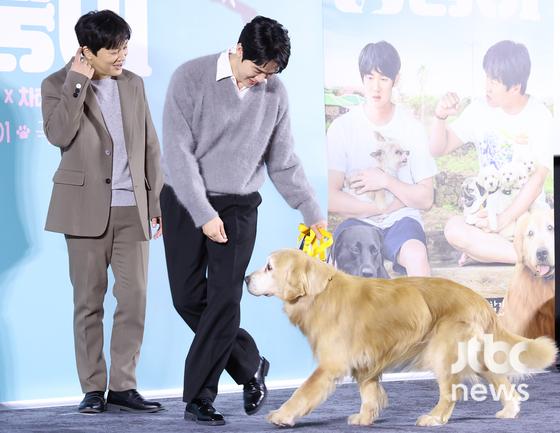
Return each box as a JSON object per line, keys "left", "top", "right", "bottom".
{"left": 297, "top": 224, "right": 333, "bottom": 261}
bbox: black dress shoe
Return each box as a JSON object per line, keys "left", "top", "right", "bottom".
{"left": 185, "top": 398, "right": 225, "bottom": 426}
{"left": 78, "top": 391, "right": 106, "bottom": 413}
{"left": 244, "top": 356, "right": 270, "bottom": 415}
{"left": 106, "top": 389, "right": 164, "bottom": 413}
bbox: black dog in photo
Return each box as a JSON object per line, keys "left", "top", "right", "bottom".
{"left": 331, "top": 222, "right": 389, "bottom": 278}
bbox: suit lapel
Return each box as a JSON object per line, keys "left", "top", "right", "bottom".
{"left": 116, "top": 74, "right": 135, "bottom": 158}
{"left": 63, "top": 60, "right": 110, "bottom": 142}
{"left": 84, "top": 89, "right": 110, "bottom": 141}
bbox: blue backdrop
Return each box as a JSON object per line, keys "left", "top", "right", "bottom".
{"left": 0, "top": 0, "right": 326, "bottom": 403}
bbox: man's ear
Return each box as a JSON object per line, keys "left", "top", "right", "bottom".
{"left": 236, "top": 43, "right": 243, "bottom": 58}
{"left": 82, "top": 46, "right": 93, "bottom": 60}
{"left": 393, "top": 73, "right": 400, "bottom": 87}
{"left": 510, "top": 83, "right": 522, "bottom": 95}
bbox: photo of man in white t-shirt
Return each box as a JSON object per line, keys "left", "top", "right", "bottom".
{"left": 429, "top": 40, "right": 552, "bottom": 266}
{"left": 328, "top": 41, "right": 438, "bottom": 277}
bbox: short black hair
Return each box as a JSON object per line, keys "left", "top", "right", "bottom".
{"left": 238, "top": 16, "right": 290, "bottom": 73}
{"left": 358, "top": 41, "right": 401, "bottom": 82}
{"left": 483, "top": 40, "right": 531, "bottom": 94}
{"left": 75, "top": 10, "right": 131, "bottom": 55}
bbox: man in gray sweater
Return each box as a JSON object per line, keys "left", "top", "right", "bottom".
{"left": 161, "top": 16, "right": 326, "bottom": 426}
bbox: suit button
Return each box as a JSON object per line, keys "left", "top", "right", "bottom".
{"left": 105, "top": 149, "right": 111, "bottom": 156}
{"left": 105, "top": 178, "right": 111, "bottom": 184}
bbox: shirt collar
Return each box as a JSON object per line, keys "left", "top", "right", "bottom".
{"left": 216, "top": 48, "right": 236, "bottom": 82}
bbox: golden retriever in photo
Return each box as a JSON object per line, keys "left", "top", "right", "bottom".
{"left": 245, "top": 249, "right": 557, "bottom": 427}
{"left": 500, "top": 209, "right": 555, "bottom": 339}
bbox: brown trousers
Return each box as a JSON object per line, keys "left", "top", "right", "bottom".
{"left": 65, "top": 206, "right": 148, "bottom": 392}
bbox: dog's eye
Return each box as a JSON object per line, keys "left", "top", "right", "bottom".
{"left": 266, "top": 263, "right": 272, "bottom": 271}
{"left": 548, "top": 225, "right": 554, "bottom": 231}
{"left": 528, "top": 230, "right": 534, "bottom": 237}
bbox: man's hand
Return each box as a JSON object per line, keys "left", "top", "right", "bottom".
{"left": 310, "top": 220, "right": 328, "bottom": 241}
{"left": 473, "top": 208, "right": 490, "bottom": 231}
{"left": 151, "top": 217, "right": 163, "bottom": 239}
{"left": 70, "top": 47, "right": 94, "bottom": 79}
{"left": 474, "top": 216, "right": 490, "bottom": 231}
{"left": 203, "top": 216, "right": 228, "bottom": 243}
{"left": 349, "top": 167, "right": 389, "bottom": 194}
{"left": 435, "top": 92, "right": 460, "bottom": 120}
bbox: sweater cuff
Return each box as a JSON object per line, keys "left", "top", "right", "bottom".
{"left": 190, "top": 203, "right": 219, "bottom": 228}
{"left": 297, "top": 199, "right": 325, "bottom": 227}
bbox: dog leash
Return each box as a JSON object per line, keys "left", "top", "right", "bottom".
{"left": 297, "top": 224, "right": 333, "bottom": 261}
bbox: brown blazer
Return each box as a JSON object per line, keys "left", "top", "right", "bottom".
{"left": 41, "top": 62, "right": 163, "bottom": 239}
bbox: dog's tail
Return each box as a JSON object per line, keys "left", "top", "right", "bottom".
{"left": 493, "top": 324, "right": 557, "bottom": 373}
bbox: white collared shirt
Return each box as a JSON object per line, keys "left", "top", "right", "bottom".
{"left": 216, "top": 48, "right": 266, "bottom": 99}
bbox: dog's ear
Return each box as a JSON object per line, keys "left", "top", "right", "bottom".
{"left": 476, "top": 182, "right": 486, "bottom": 197}
{"left": 514, "top": 212, "right": 530, "bottom": 263}
{"left": 305, "top": 259, "right": 336, "bottom": 296}
{"left": 284, "top": 272, "right": 306, "bottom": 302}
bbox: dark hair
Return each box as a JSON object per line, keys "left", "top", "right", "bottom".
{"left": 238, "top": 16, "right": 290, "bottom": 73}
{"left": 75, "top": 10, "right": 131, "bottom": 55}
{"left": 483, "top": 40, "right": 531, "bottom": 94}
{"left": 359, "top": 41, "right": 401, "bottom": 82}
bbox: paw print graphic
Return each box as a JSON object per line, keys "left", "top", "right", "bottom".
{"left": 16, "top": 124, "right": 31, "bottom": 139}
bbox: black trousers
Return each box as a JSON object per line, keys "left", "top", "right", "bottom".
{"left": 161, "top": 184, "right": 262, "bottom": 403}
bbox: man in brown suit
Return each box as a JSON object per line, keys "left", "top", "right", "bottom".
{"left": 41, "top": 10, "right": 163, "bottom": 414}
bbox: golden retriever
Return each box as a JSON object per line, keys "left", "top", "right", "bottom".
{"left": 245, "top": 249, "right": 557, "bottom": 427}
{"left": 500, "top": 209, "right": 555, "bottom": 339}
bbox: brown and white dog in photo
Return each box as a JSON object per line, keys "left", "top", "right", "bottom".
{"left": 367, "top": 131, "right": 409, "bottom": 209}
{"left": 345, "top": 131, "right": 409, "bottom": 208}
{"left": 500, "top": 208, "right": 555, "bottom": 339}
{"left": 245, "top": 249, "right": 557, "bottom": 428}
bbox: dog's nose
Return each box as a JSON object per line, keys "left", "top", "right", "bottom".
{"left": 361, "top": 268, "right": 374, "bottom": 278}
{"left": 536, "top": 248, "right": 549, "bottom": 262}
{"left": 244, "top": 275, "right": 251, "bottom": 285}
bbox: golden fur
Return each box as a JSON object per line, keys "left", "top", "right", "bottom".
{"left": 500, "top": 209, "right": 555, "bottom": 339}
{"left": 246, "top": 249, "right": 557, "bottom": 427}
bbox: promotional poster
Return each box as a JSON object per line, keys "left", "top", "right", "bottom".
{"left": 324, "top": 0, "right": 555, "bottom": 339}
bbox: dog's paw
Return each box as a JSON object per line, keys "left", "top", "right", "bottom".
{"left": 267, "top": 409, "right": 295, "bottom": 427}
{"left": 416, "top": 414, "right": 445, "bottom": 427}
{"left": 496, "top": 404, "right": 520, "bottom": 419}
{"left": 348, "top": 412, "right": 374, "bottom": 426}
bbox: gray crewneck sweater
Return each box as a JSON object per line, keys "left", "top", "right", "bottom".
{"left": 90, "top": 77, "right": 136, "bottom": 206}
{"left": 162, "top": 53, "right": 323, "bottom": 228}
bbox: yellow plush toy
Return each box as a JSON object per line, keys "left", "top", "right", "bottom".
{"left": 297, "top": 224, "right": 333, "bottom": 261}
